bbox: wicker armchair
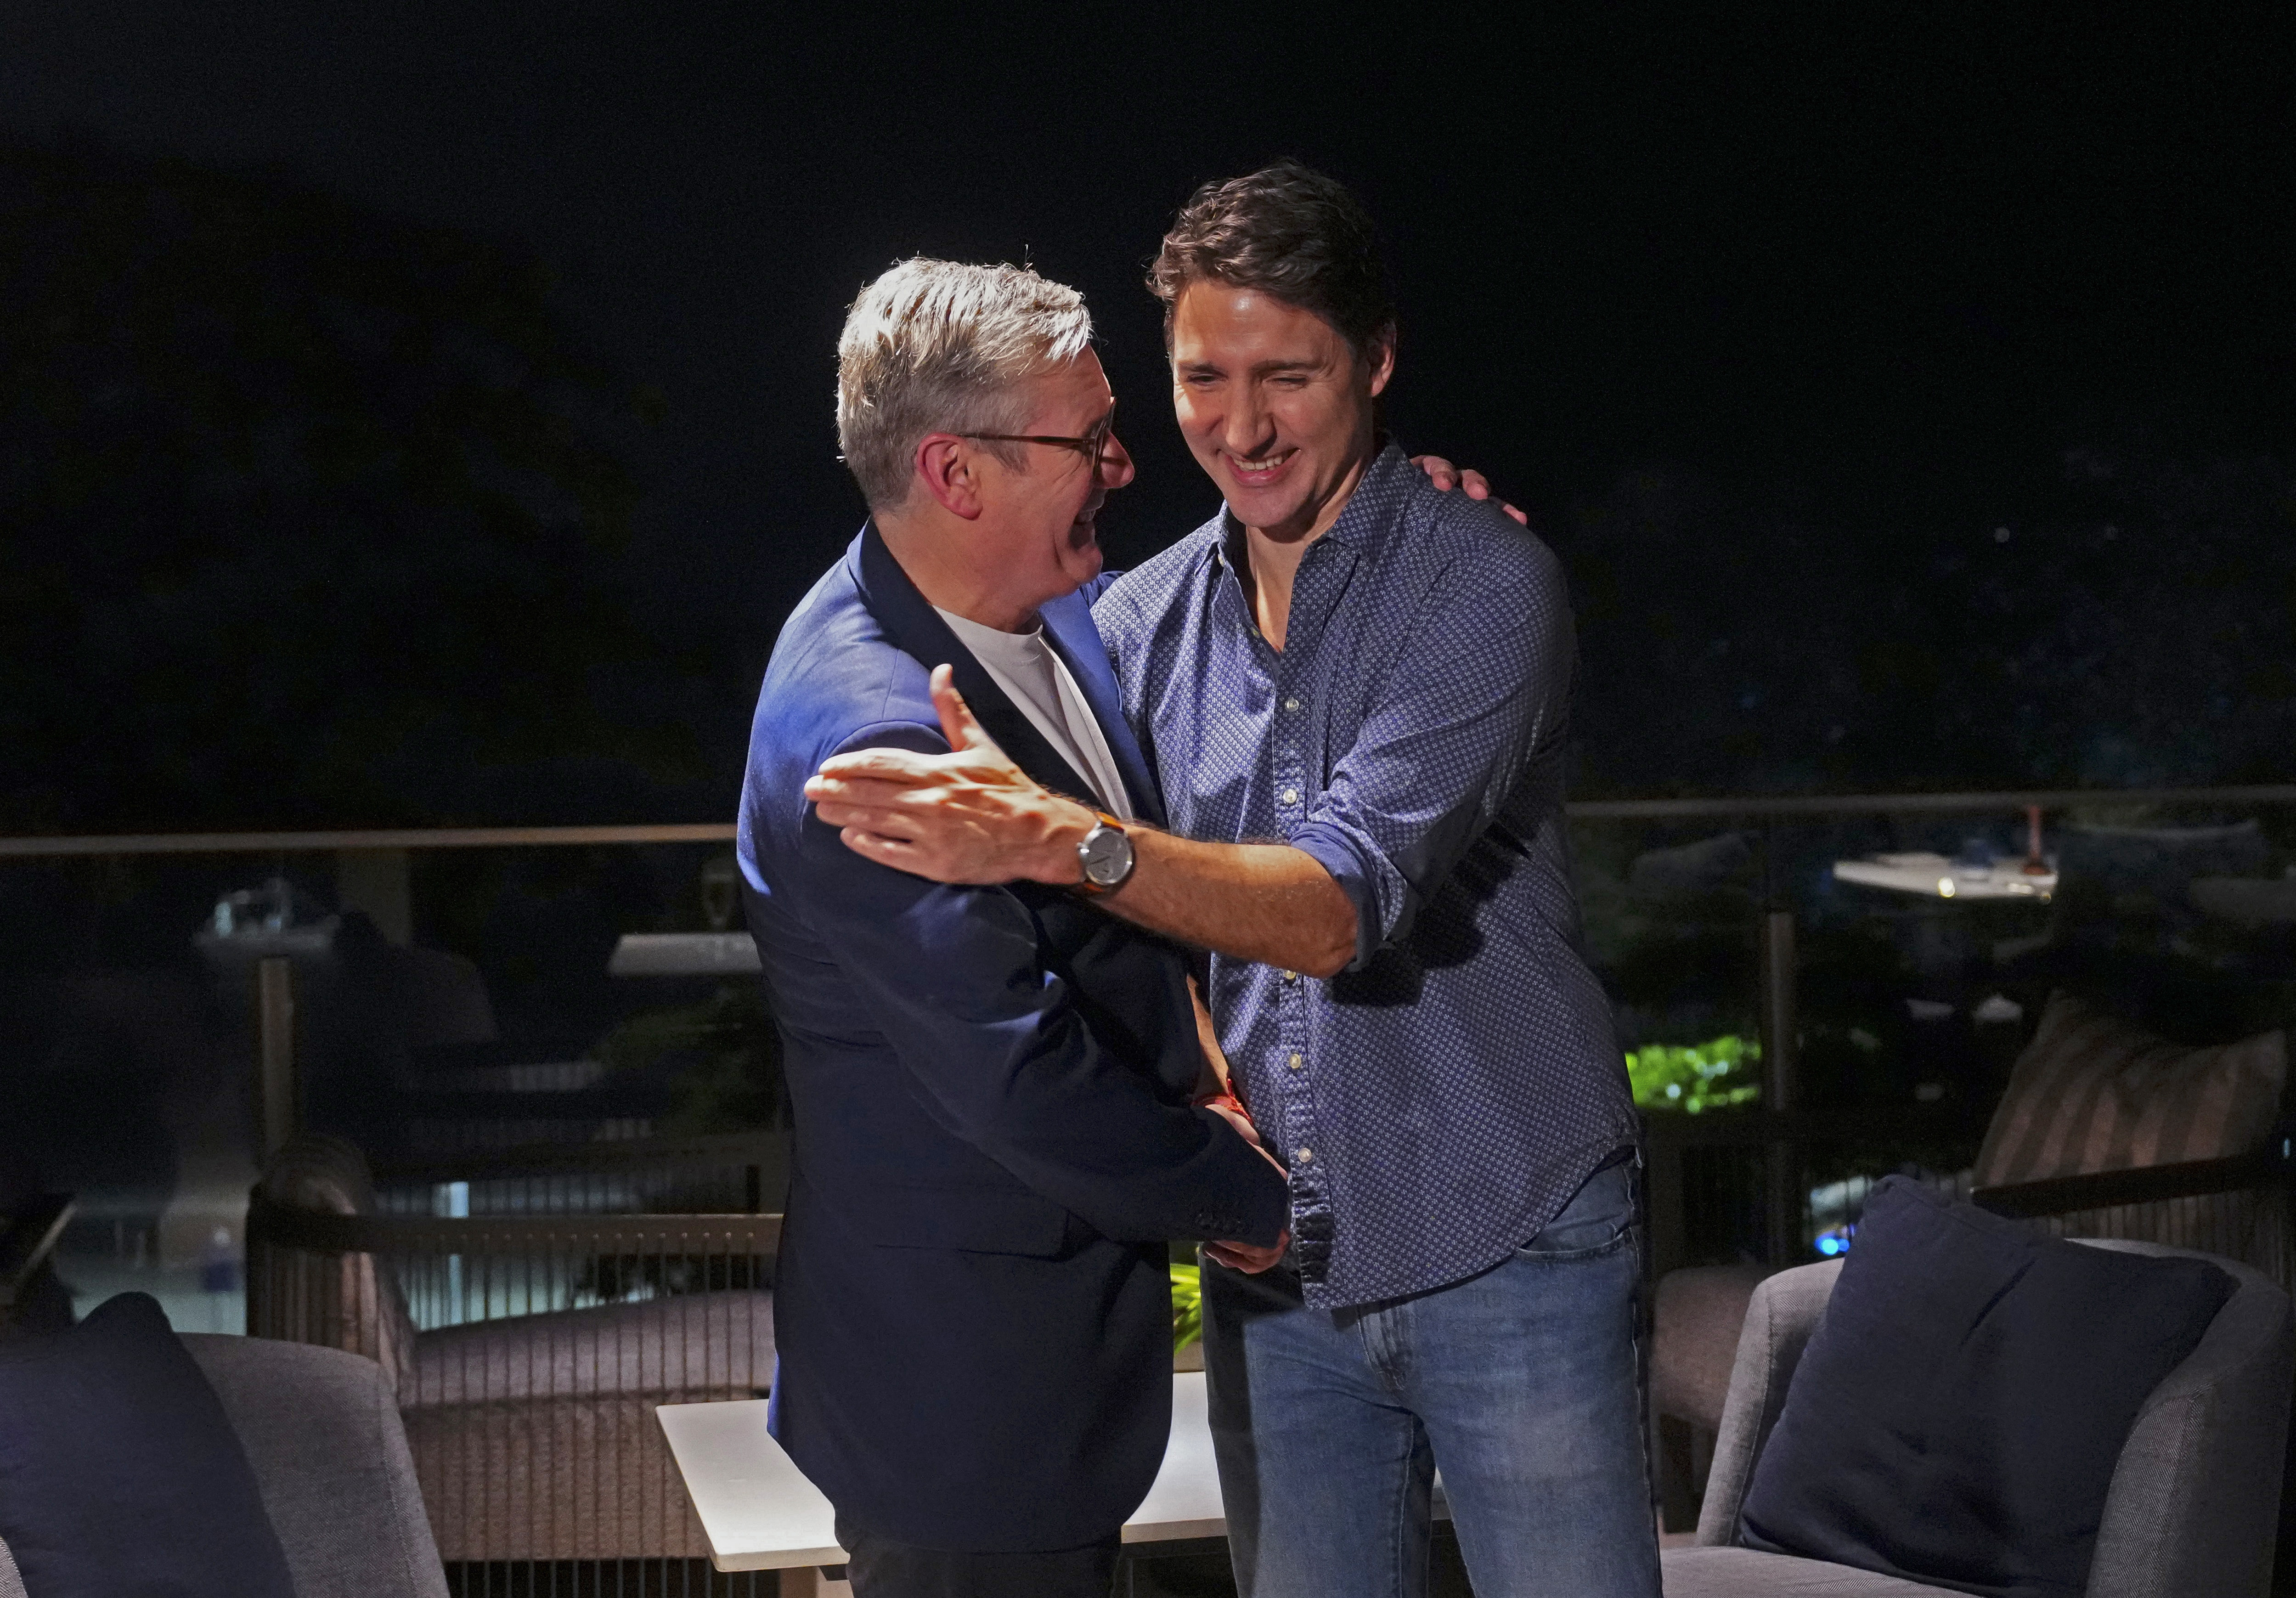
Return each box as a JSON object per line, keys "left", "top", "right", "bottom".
{"left": 247, "top": 1134, "right": 780, "bottom": 1563}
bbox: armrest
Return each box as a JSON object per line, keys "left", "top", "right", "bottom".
{"left": 0, "top": 1193, "right": 74, "bottom": 1310}
{"left": 1697, "top": 1259, "right": 1844, "bottom": 1545}
{"left": 1973, "top": 1146, "right": 2291, "bottom": 1220}
{"left": 181, "top": 1335, "right": 451, "bottom": 1598}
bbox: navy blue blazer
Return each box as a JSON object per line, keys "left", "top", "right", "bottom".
{"left": 737, "top": 525, "right": 1288, "bottom": 1551}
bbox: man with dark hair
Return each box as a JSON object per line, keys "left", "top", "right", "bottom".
{"left": 809, "top": 164, "right": 1659, "bottom": 1597}
{"left": 1148, "top": 158, "right": 1395, "bottom": 355}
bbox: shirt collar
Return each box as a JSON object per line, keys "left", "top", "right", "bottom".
{"left": 1206, "top": 438, "right": 1411, "bottom": 572}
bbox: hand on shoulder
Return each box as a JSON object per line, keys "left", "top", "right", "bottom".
{"left": 1409, "top": 453, "right": 1529, "bottom": 526}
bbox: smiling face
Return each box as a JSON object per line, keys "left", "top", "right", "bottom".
{"left": 1169, "top": 280, "right": 1393, "bottom": 543}
{"left": 971, "top": 349, "right": 1135, "bottom": 612}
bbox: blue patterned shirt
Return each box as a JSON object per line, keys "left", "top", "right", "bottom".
{"left": 1092, "top": 444, "right": 1637, "bottom": 1309}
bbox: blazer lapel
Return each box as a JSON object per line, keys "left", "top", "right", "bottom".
{"left": 1040, "top": 591, "right": 1166, "bottom": 829}
{"left": 850, "top": 525, "right": 1102, "bottom": 807}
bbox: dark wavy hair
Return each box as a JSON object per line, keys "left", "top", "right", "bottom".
{"left": 1147, "top": 159, "right": 1396, "bottom": 359}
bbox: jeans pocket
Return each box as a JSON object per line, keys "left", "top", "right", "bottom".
{"left": 1516, "top": 1158, "right": 1637, "bottom": 1262}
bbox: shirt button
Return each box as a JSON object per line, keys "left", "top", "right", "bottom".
{"left": 1281, "top": 970, "right": 1297, "bottom": 983}
{"left": 1287, "top": 1051, "right": 1303, "bottom": 1070}
{"left": 1281, "top": 787, "right": 1299, "bottom": 804}
{"left": 1296, "top": 1148, "right": 1314, "bottom": 1163}
{"left": 1284, "top": 697, "right": 1300, "bottom": 711}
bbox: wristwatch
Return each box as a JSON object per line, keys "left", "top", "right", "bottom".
{"left": 1075, "top": 811, "right": 1135, "bottom": 896}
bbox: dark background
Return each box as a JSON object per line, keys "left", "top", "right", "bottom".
{"left": 1, "top": 2, "right": 2289, "bottom": 830}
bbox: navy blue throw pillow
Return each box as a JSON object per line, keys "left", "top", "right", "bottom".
{"left": 1739, "top": 1177, "right": 2234, "bottom": 1598}
{"left": 0, "top": 1293, "right": 296, "bottom": 1598}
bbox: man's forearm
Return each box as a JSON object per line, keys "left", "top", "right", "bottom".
{"left": 1049, "top": 804, "right": 1357, "bottom": 977}
{"left": 803, "top": 669, "right": 1358, "bottom": 972}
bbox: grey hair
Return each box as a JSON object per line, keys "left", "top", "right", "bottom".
{"left": 835, "top": 259, "right": 1095, "bottom": 512}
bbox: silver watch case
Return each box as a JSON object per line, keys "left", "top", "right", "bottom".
{"left": 1077, "top": 819, "right": 1135, "bottom": 892}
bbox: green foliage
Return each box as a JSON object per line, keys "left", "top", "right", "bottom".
{"left": 1627, "top": 1035, "right": 1763, "bottom": 1114}
{"left": 1171, "top": 1260, "right": 1203, "bottom": 1354}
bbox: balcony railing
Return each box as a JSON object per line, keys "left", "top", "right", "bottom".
{"left": 6, "top": 787, "right": 2293, "bottom": 1583}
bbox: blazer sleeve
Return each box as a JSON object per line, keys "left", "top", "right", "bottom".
{"left": 790, "top": 719, "right": 1289, "bottom": 1247}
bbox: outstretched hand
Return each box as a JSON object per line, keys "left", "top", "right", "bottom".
{"left": 1410, "top": 454, "right": 1529, "bottom": 525}
{"left": 805, "top": 665, "right": 1091, "bottom": 885}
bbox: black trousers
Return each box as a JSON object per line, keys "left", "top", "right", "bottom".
{"left": 834, "top": 1514, "right": 1119, "bottom": 1598}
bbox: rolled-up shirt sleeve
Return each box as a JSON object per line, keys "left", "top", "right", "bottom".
{"left": 1287, "top": 543, "right": 1575, "bottom": 968}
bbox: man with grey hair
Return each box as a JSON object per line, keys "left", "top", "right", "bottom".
{"left": 735, "top": 257, "right": 1289, "bottom": 1598}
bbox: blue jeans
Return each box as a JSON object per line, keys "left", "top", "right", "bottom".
{"left": 1202, "top": 1156, "right": 1659, "bottom": 1598}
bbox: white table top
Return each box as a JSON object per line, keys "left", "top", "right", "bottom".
{"left": 1833, "top": 853, "right": 2057, "bottom": 901}
{"left": 608, "top": 931, "right": 762, "bottom": 977}
{"left": 659, "top": 1371, "right": 1443, "bottom": 1573}
{"left": 658, "top": 1373, "right": 1229, "bottom": 1572}
{"left": 656, "top": 1397, "right": 841, "bottom": 1571}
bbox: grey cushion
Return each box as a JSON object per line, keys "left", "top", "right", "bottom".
{"left": 0, "top": 1536, "right": 23, "bottom": 1598}
{"left": 185, "top": 1334, "right": 448, "bottom": 1598}
{"left": 1973, "top": 991, "right": 2285, "bottom": 1186}
{"left": 1664, "top": 1545, "right": 1958, "bottom": 1594}
{"left": 396, "top": 1291, "right": 771, "bottom": 1562}
{"left": 403, "top": 1289, "right": 773, "bottom": 1407}
{"left": 2082, "top": 1241, "right": 2294, "bottom": 1598}
{"left": 257, "top": 1131, "right": 774, "bottom": 1562}
{"left": 402, "top": 1391, "right": 715, "bottom": 1562}
{"left": 1689, "top": 1241, "right": 2294, "bottom": 1598}
{"left": 0, "top": 1295, "right": 295, "bottom": 1598}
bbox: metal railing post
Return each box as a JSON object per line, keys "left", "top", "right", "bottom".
{"left": 1760, "top": 909, "right": 1800, "bottom": 1264}
{"left": 256, "top": 955, "right": 298, "bottom": 1159}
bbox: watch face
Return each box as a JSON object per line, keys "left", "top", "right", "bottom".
{"left": 1081, "top": 824, "right": 1134, "bottom": 888}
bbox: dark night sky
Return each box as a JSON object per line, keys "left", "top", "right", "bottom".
{"left": 2, "top": 3, "right": 2290, "bottom": 814}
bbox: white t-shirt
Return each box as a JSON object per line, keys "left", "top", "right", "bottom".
{"left": 935, "top": 608, "right": 1135, "bottom": 820}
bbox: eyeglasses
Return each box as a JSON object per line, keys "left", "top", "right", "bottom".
{"left": 959, "top": 404, "right": 1118, "bottom": 477}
